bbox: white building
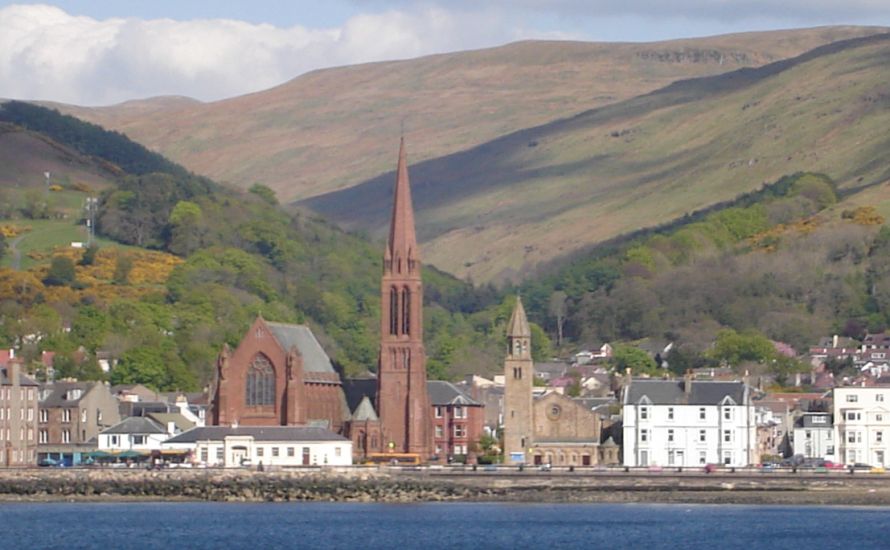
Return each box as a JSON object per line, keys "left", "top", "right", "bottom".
{"left": 98, "top": 417, "right": 171, "bottom": 452}
{"left": 622, "top": 377, "right": 755, "bottom": 467}
{"left": 833, "top": 386, "right": 890, "bottom": 466}
{"left": 791, "top": 412, "right": 836, "bottom": 461}
{"left": 162, "top": 426, "right": 353, "bottom": 467}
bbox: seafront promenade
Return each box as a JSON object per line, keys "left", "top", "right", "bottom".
{"left": 1, "top": 466, "right": 889, "bottom": 505}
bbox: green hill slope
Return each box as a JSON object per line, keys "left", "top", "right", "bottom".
{"left": 304, "top": 32, "right": 890, "bottom": 282}
{"left": 50, "top": 27, "right": 884, "bottom": 204}
{"left": 0, "top": 105, "right": 513, "bottom": 388}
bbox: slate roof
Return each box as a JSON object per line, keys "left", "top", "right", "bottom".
{"left": 148, "top": 412, "right": 195, "bottom": 433}
{"left": 795, "top": 413, "right": 833, "bottom": 428}
{"left": 0, "top": 366, "right": 38, "bottom": 386}
{"left": 39, "top": 382, "right": 97, "bottom": 407}
{"left": 575, "top": 397, "right": 616, "bottom": 410}
{"left": 625, "top": 379, "right": 746, "bottom": 405}
{"left": 265, "top": 322, "right": 336, "bottom": 374}
{"left": 164, "top": 426, "right": 347, "bottom": 444}
{"left": 342, "top": 377, "right": 378, "bottom": 416}
{"left": 428, "top": 380, "right": 480, "bottom": 406}
{"left": 102, "top": 416, "right": 166, "bottom": 435}
{"left": 351, "top": 396, "right": 379, "bottom": 421}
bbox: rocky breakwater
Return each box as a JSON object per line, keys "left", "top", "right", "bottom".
{"left": 0, "top": 469, "right": 495, "bottom": 503}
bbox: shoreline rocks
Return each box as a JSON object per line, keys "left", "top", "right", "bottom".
{"left": 1, "top": 469, "right": 889, "bottom": 506}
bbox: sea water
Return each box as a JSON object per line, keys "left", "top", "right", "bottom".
{"left": 0, "top": 501, "right": 887, "bottom": 549}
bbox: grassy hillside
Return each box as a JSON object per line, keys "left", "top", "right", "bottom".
{"left": 49, "top": 27, "right": 884, "bottom": 204}
{"left": 0, "top": 106, "right": 519, "bottom": 389}
{"left": 0, "top": 122, "right": 124, "bottom": 270}
{"left": 304, "top": 32, "right": 890, "bottom": 282}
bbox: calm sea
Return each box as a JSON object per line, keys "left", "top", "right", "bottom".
{"left": 0, "top": 502, "right": 887, "bottom": 549}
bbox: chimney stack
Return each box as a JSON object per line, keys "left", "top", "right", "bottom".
{"left": 624, "top": 368, "right": 632, "bottom": 388}
{"left": 833, "top": 334, "right": 839, "bottom": 348}
{"left": 684, "top": 369, "right": 693, "bottom": 395}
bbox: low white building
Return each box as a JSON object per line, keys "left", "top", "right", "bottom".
{"left": 97, "top": 416, "right": 171, "bottom": 452}
{"left": 162, "top": 426, "right": 353, "bottom": 467}
{"left": 791, "top": 412, "right": 836, "bottom": 461}
{"left": 834, "top": 386, "right": 890, "bottom": 466}
{"left": 622, "top": 376, "right": 755, "bottom": 468}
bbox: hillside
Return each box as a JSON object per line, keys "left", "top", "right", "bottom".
{"left": 0, "top": 105, "right": 520, "bottom": 389}
{"left": 305, "top": 32, "right": 890, "bottom": 282}
{"left": 49, "top": 26, "right": 884, "bottom": 204}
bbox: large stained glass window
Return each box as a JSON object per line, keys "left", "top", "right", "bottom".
{"left": 246, "top": 355, "right": 275, "bottom": 406}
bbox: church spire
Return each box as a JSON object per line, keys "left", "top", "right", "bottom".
{"left": 507, "top": 296, "right": 531, "bottom": 338}
{"left": 386, "top": 137, "right": 419, "bottom": 273}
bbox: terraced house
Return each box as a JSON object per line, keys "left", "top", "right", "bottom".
{"left": 0, "top": 356, "right": 39, "bottom": 467}
{"left": 622, "top": 374, "right": 756, "bottom": 468}
{"left": 833, "top": 386, "right": 890, "bottom": 466}
{"left": 37, "top": 381, "right": 121, "bottom": 466}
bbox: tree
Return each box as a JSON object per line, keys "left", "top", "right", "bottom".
{"left": 113, "top": 254, "right": 133, "bottom": 285}
{"left": 249, "top": 183, "right": 278, "bottom": 205}
{"left": 610, "top": 344, "right": 658, "bottom": 375}
{"left": 168, "top": 200, "right": 205, "bottom": 256}
{"left": 21, "top": 189, "right": 50, "bottom": 219}
{"left": 548, "top": 291, "right": 568, "bottom": 346}
{"left": 79, "top": 243, "right": 99, "bottom": 266}
{"left": 43, "top": 256, "right": 76, "bottom": 286}
{"left": 710, "top": 329, "right": 775, "bottom": 366}
{"left": 110, "top": 347, "right": 168, "bottom": 389}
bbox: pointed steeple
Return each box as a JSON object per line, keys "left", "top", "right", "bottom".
{"left": 507, "top": 296, "right": 531, "bottom": 338}
{"left": 386, "top": 138, "right": 419, "bottom": 271}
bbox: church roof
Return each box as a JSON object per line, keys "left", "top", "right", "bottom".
{"left": 265, "top": 322, "right": 336, "bottom": 374}
{"left": 507, "top": 296, "right": 531, "bottom": 338}
{"left": 342, "top": 377, "right": 378, "bottom": 418}
{"left": 352, "top": 396, "right": 379, "bottom": 421}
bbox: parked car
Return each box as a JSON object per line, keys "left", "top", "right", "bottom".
{"left": 870, "top": 466, "right": 886, "bottom": 474}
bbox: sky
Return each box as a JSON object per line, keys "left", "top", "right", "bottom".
{"left": 1, "top": 1, "right": 889, "bottom": 106}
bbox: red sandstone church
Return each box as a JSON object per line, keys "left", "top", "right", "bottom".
{"left": 209, "top": 140, "right": 436, "bottom": 461}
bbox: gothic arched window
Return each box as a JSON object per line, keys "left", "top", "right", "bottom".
{"left": 246, "top": 355, "right": 275, "bottom": 406}
{"left": 401, "top": 287, "right": 411, "bottom": 335}
{"left": 389, "top": 287, "right": 399, "bottom": 335}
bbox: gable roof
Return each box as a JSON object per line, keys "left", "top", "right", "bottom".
{"left": 265, "top": 322, "right": 336, "bottom": 374}
{"left": 351, "top": 396, "right": 379, "bottom": 421}
{"left": 101, "top": 416, "right": 166, "bottom": 435}
{"left": 148, "top": 412, "right": 195, "bottom": 433}
{"left": 164, "top": 425, "right": 348, "bottom": 444}
{"left": 625, "top": 379, "right": 746, "bottom": 405}
{"left": 0, "top": 366, "right": 38, "bottom": 387}
{"left": 428, "top": 380, "right": 480, "bottom": 406}
{"left": 39, "top": 381, "right": 99, "bottom": 407}
{"left": 342, "top": 377, "right": 378, "bottom": 416}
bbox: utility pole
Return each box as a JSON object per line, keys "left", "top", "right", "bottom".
{"left": 84, "top": 197, "right": 98, "bottom": 246}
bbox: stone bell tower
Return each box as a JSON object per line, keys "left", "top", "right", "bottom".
{"left": 376, "top": 138, "right": 432, "bottom": 458}
{"left": 503, "top": 296, "right": 534, "bottom": 464}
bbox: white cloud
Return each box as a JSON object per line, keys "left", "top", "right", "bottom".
{"left": 380, "top": 0, "right": 890, "bottom": 22}
{"left": 0, "top": 3, "right": 559, "bottom": 105}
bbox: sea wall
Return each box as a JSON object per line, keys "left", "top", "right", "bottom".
{"left": 1, "top": 468, "right": 889, "bottom": 505}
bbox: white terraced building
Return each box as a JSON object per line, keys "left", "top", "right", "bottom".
{"left": 622, "top": 377, "right": 756, "bottom": 468}
{"left": 833, "top": 386, "right": 890, "bottom": 466}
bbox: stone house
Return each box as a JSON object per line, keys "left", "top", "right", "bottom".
{"left": 0, "top": 358, "right": 39, "bottom": 467}
{"left": 37, "top": 380, "right": 121, "bottom": 466}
